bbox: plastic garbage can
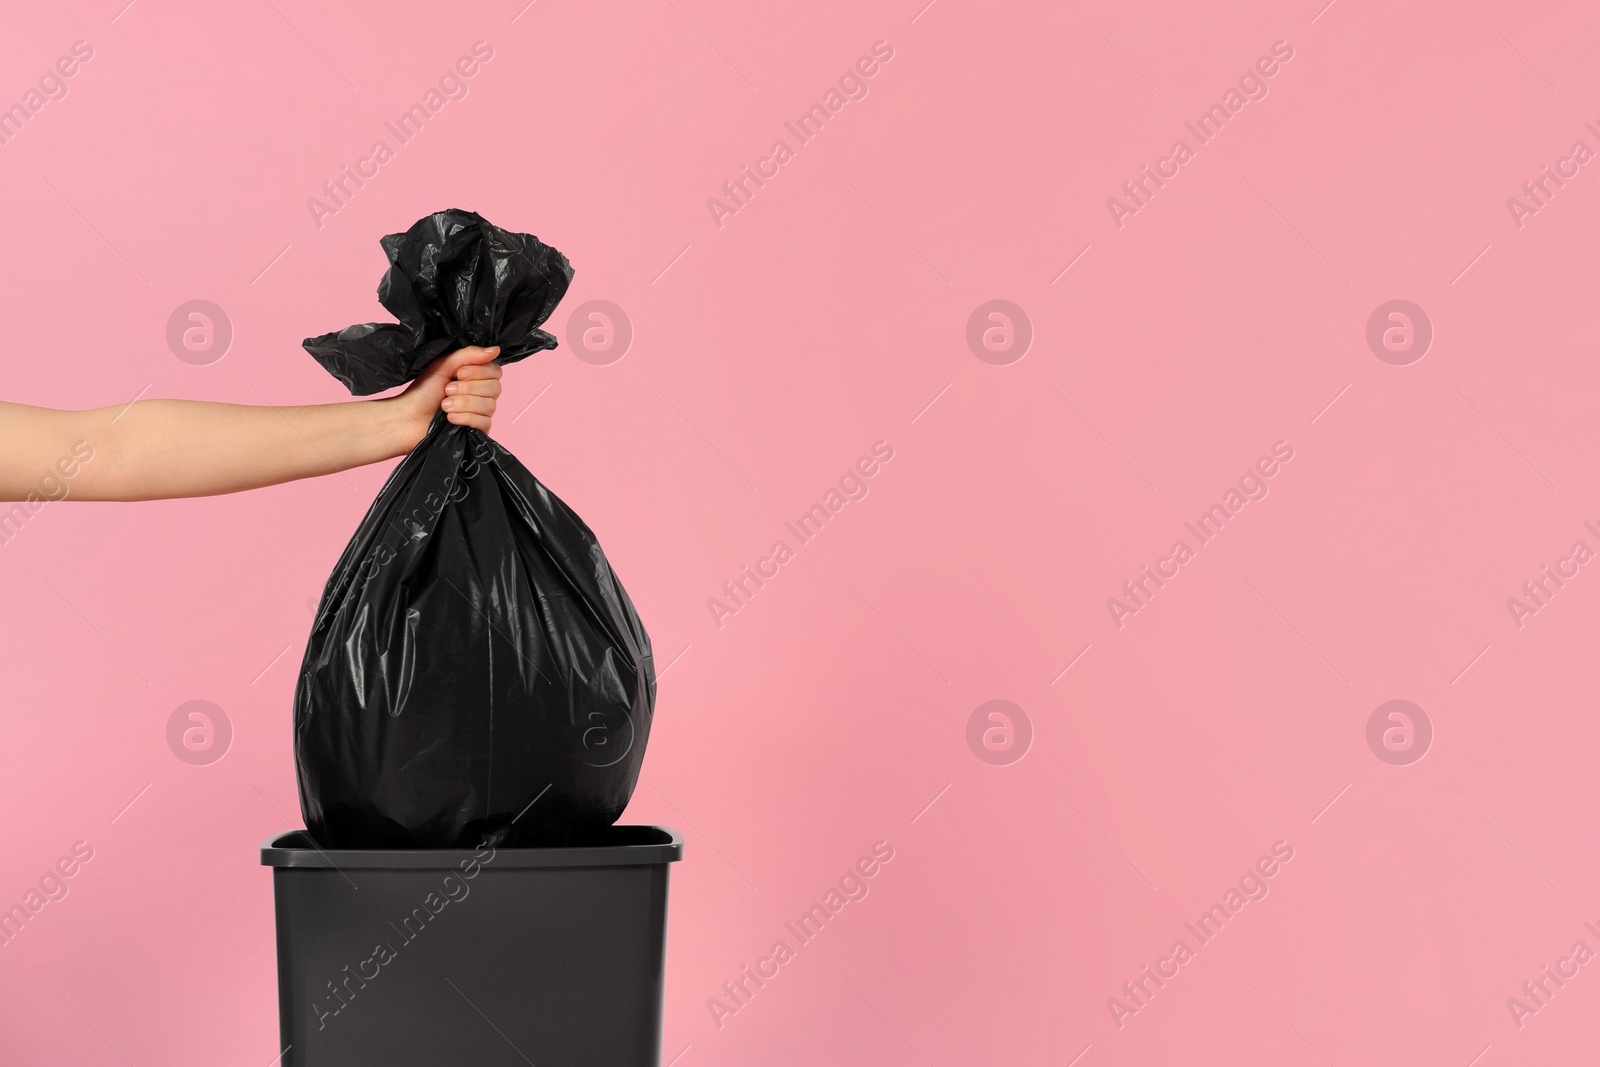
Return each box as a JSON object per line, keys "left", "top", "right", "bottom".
{"left": 261, "top": 825, "right": 682, "bottom": 1066}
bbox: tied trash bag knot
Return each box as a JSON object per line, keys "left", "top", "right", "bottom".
{"left": 294, "top": 209, "right": 656, "bottom": 849}
{"left": 303, "top": 208, "right": 575, "bottom": 395}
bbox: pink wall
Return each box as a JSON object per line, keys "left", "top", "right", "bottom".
{"left": 2, "top": 0, "right": 1597, "bottom": 1063}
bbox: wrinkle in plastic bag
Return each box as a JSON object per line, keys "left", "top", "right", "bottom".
{"left": 294, "top": 209, "right": 655, "bottom": 849}
{"left": 303, "top": 208, "right": 574, "bottom": 395}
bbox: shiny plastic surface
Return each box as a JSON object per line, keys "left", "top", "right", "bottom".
{"left": 294, "top": 210, "right": 655, "bottom": 849}
{"left": 303, "top": 208, "right": 573, "bottom": 395}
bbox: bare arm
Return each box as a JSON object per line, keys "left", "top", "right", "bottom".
{"left": 0, "top": 346, "right": 503, "bottom": 503}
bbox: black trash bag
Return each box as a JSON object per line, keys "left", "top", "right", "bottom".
{"left": 294, "top": 209, "right": 655, "bottom": 849}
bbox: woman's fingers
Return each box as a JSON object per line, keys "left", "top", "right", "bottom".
{"left": 432, "top": 348, "right": 503, "bottom": 431}
{"left": 441, "top": 393, "right": 494, "bottom": 413}
{"left": 444, "top": 389, "right": 494, "bottom": 430}
{"left": 452, "top": 362, "right": 503, "bottom": 381}
{"left": 441, "top": 393, "right": 496, "bottom": 431}
{"left": 444, "top": 377, "right": 502, "bottom": 398}
{"left": 447, "top": 412, "right": 494, "bottom": 430}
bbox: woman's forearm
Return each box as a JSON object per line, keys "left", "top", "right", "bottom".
{"left": 1, "top": 398, "right": 420, "bottom": 502}
{"left": 0, "top": 345, "right": 501, "bottom": 504}
{"left": 90, "top": 398, "right": 418, "bottom": 501}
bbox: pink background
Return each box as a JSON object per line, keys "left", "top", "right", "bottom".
{"left": 1, "top": 0, "right": 1597, "bottom": 1063}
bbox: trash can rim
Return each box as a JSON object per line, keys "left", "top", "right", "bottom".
{"left": 260, "top": 825, "right": 682, "bottom": 869}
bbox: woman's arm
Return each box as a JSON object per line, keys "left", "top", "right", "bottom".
{"left": 0, "top": 345, "right": 503, "bottom": 502}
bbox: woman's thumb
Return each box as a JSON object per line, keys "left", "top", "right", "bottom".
{"left": 421, "top": 345, "right": 500, "bottom": 385}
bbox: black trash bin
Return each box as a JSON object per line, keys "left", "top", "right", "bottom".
{"left": 261, "top": 826, "right": 682, "bottom": 1066}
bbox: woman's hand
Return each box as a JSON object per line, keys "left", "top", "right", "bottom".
{"left": 390, "top": 345, "right": 504, "bottom": 447}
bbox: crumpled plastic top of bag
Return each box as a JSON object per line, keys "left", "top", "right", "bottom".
{"left": 304, "top": 208, "right": 574, "bottom": 395}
